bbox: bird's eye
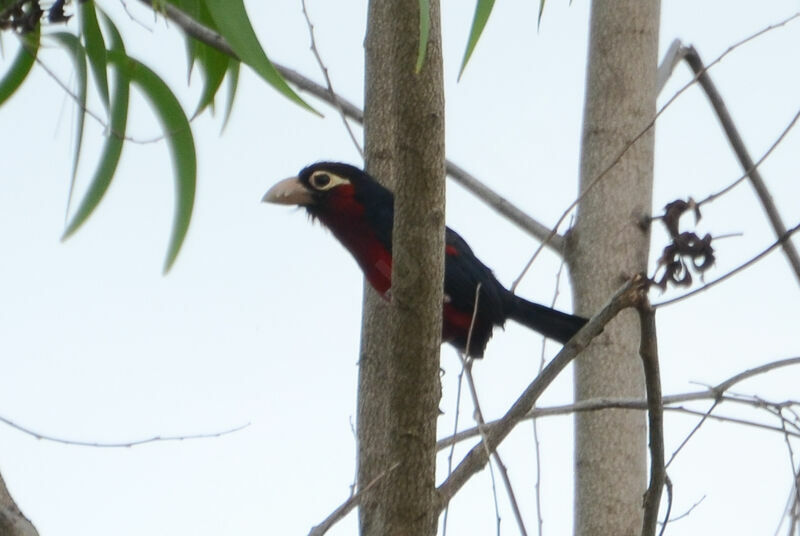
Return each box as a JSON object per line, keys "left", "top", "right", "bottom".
{"left": 308, "top": 171, "right": 349, "bottom": 191}
{"left": 311, "top": 173, "right": 331, "bottom": 189}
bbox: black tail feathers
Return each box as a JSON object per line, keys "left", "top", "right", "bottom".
{"left": 506, "top": 294, "right": 587, "bottom": 344}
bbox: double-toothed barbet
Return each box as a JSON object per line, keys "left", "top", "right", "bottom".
{"left": 263, "top": 162, "right": 587, "bottom": 357}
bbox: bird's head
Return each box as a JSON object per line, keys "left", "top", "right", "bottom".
{"left": 262, "top": 162, "right": 393, "bottom": 221}
{"left": 263, "top": 162, "right": 396, "bottom": 294}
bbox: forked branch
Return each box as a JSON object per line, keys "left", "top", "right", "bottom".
{"left": 435, "top": 275, "right": 647, "bottom": 510}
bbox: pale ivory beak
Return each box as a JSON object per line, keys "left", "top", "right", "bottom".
{"left": 261, "top": 176, "right": 313, "bottom": 205}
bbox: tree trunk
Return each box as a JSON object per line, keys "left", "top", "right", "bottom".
{"left": 0, "top": 473, "right": 38, "bottom": 536}
{"left": 568, "top": 1, "right": 660, "bottom": 535}
{"left": 357, "top": 1, "right": 446, "bottom": 535}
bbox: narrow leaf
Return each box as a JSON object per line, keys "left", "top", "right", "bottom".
{"left": 221, "top": 59, "right": 239, "bottom": 131}
{"left": 108, "top": 52, "right": 197, "bottom": 273}
{"left": 50, "top": 32, "right": 89, "bottom": 217}
{"left": 537, "top": 0, "right": 546, "bottom": 29}
{"left": 458, "top": 0, "right": 495, "bottom": 80}
{"left": 79, "top": 0, "right": 110, "bottom": 111}
{"left": 63, "top": 15, "right": 129, "bottom": 242}
{"left": 169, "top": 0, "right": 227, "bottom": 115}
{"left": 0, "top": 26, "right": 39, "bottom": 106}
{"left": 184, "top": 31, "right": 197, "bottom": 83}
{"left": 204, "top": 0, "right": 319, "bottom": 115}
{"left": 415, "top": 0, "right": 430, "bottom": 73}
{"left": 192, "top": 37, "right": 229, "bottom": 117}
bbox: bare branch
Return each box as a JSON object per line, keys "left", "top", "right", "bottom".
{"left": 658, "top": 476, "right": 673, "bottom": 536}
{"left": 438, "top": 356, "right": 800, "bottom": 451}
{"left": 139, "top": 0, "right": 236, "bottom": 57}
{"left": 134, "top": 0, "right": 562, "bottom": 251}
{"left": 511, "top": 10, "right": 800, "bottom": 291}
{"left": 637, "top": 298, "right": 665, "bottom": 536}
{"left": 653, "top": 221, "right": 800, "bottom": 308}
{"left": 445, "top": 160, "right": 564, "bottom": 252}
{"left": 135, "top": 1, "right": 800, "bottom": 270}
{"left": 435, "top": 275, "right": 646, "bottom": 511}
{"left": 683, "top": 45, "right": 800, "bottom": 285}
{"left": 457, "top": 285, "right": 528, "bottom": 535}
{"left": 0, "top": 413, "right": 249, "bottom": 447}
{"left": 656, "top": 39, "right": 686, "bottom": 95}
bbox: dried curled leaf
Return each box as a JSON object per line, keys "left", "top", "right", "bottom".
{"left": 653, "top": 199, "right": 715, "bottom": 290}
{"left": 662, "top": 198, "right": 700, "bottom": 238}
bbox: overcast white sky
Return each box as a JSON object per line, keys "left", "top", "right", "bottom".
{"left": 1, "top": 1, "right": 800, "bottom": 534}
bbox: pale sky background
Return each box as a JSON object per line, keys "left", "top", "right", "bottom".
{"left": 1, "top": 1, "right": 800, "bottom": 535}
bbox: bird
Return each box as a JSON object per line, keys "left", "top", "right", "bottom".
{"left": 262, "top": 162, "right": 587, "bottom": 357}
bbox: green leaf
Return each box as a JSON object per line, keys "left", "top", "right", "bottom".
{"left": 63, "top": 14, "right": 129, "bottom": 244}
{"left": 415, "top": 0, "right": 430, "bottom": 73}
{"left": 458, "top": 0, "right": 495, "bottom": 81}
{"left": 184, "top": 30, "right": 197, "bottom": 82}
{"left": 79, "top": 0, "right": 110, "bottom": 112}
{"left": 50, "top": 32, "right": 89, "bottom": 217}
{"left": 204, "top": 0, "right": 319, "bottom": 115}
{"left": 221, "top": 59, "right": 239, "bottom": 131}
{"left": 0, "top": 25, "right": 39, "bottom": 106}
{"left": 537, "top": 0, "right": 546, "bottom": 29}
{"left": 191, "top": 35, "right": 229, "bottom": 117}
{"left": 169, "top": 0, "right": 229, "bottom": 116}
{"left": 108, "top": 53, "right": 197, "bottom": 273}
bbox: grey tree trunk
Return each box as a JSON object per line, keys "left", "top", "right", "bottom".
{"left": 568, "top": 1, "right": 661, "bottom": 535}
{"left": 357, "top": 1, "right": 446, "bottom": 535}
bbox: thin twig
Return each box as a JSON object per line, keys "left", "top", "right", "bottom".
{"left": 441, "top": 402, "right": 800, "bottom": 453}
{"left": 778, "top": 410, "right": 800, "bottom": 536}
{"left": 299, "top": 0, "right": 363, "bottom": 156}
{"left": 35, "top": 54, "right": 169, "bottom": 145}
{"left": 461, "top": 358, "right": 523, "bottom": 535}
{"left": 662, "top": 492, "right": 705, "bottom": 525}
{"left": 133, "top": 0, "right": 563, "bottom": 251}
{"left": 0, "top": 413, "right": 250, "bottom": 447}
{"left": 435, "top": 275, "right": 645, "bottom": 511}
{"left": 441, "top": 363, "right": 466, "bottom": 536}
{"left": 308, "top": 462, "right": 400, "bottom": 536}
{"left": 437, "top": 356, "right": 800, "bottom": 450}
{"left": 696, "top": 106, "right": 800, "bottom": 208}
{"left": 459, "top": 283, "right": 528, "bottom": 536}
{"left": 486, "top": 444, "right": 503, "bottom": 536}
{"left": 658, "top": 476, "right": 673, "bottom": 536}
{"left": 653, "top": 221, "right": 800, "bottom": 308}
{"left": 531, "top": 380, "right": 545, "bottom": 536}
{"left": 510, "top": 10, "right": 800, "bottom": 292}
{"left": 666, "top": 400, "right": 719, "bottom": 469}
{"left": 531, "top": 247, "right": 569, "bottom": 536}
{"left": 119, "top": 0, "right": 155, "bottom": 31}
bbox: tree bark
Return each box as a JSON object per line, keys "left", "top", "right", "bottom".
{"left": 0, "top": 472, "right": 38, "bottom": 536}
{"left": 357, "top": 1, "right": 445, "bottom": 535}
{"left": 568, "top": 1, "right": 661, "bottom": 535}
